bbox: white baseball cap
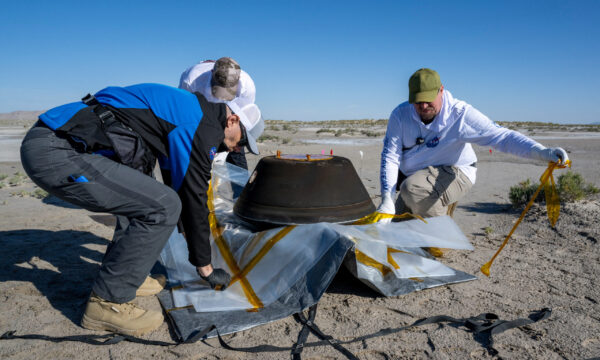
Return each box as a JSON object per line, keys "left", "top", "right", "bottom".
{"left": 226, "top": 101, "right": 264, "bottom": 155}
{"left": 211, "top": 57, "right": 240, "bottom": 101}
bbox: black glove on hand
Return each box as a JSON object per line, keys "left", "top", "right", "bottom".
{"left": 200, "top": 268, "right": 232, "bottom": 290}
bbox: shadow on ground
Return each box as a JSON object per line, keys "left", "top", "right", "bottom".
{"left": 460, "top": 202, "right": 513, "bottom": 214}
{"left": 42, "top": 195, "right": 81, "bottom": 209}
{"left": 0, "top": 230, "right": 107, "bottom": 325}
{"left": 89, "top": 214, "right": 116, "bottom": 228}
{"left": 325, "top": 263, "right": 380, "bottom": 299}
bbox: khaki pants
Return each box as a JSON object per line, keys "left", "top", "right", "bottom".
{"left": 395, "top": 165, "right": 472, "bottom": 217}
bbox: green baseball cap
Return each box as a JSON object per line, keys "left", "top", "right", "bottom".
{"left": 408, "top": 68, "right": 441, "bottom": 104}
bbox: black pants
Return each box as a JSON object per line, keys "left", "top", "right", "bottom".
{"left": 20, "top": 123, "right": 181, "bottom": 303}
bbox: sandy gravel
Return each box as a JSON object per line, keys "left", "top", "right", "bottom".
{"left": 1, "top": 123, "right": 599, "bottom": 359}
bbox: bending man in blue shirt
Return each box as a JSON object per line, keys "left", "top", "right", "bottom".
{"left": 20, "top": 83, "right": 264, "bottom": 336}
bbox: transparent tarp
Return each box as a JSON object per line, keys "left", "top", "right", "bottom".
{"left": 160, "top": 157, "right": 475, "bottom": 313}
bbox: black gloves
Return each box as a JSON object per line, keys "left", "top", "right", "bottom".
{"left": 200, "top": 268, "right": 232, "bottom": 290}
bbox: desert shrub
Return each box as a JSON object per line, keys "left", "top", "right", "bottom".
{"left": 268, "top": 119, "right": 388, "bottom": 127}
{"left": 334, "top": 128, "right": 356, "bottom": 137}
{"left": 316, "top": 128, "right": 335, "bottom": 134}
{"left": 8, "top": 172, "right": 27, "bottom": 186}
{"left": 282, "top": 138, "right": 291, "bottom": 144}
{"left": 282, "top": 124, "right": 294, "bottom": 131}
{"left": 582, "top": 125, "right": 600, "bottom": 132}
{"left": 484, "top": 227, "right": 493, "bottom": 235}
{"left": 8, "top": 188, "right": 49, "bottom": 199}
{"left": 258, "top": 134, "right": 279, "bottom": 143}
{"left": 509, "top": 179, "right": 545, "bottom": 207}
{"left": 361, "top": 130, "right": 384, "bottom": 137}
{"left": 32, "top": 188, "right": 49, "bottom": 199}
{"left": 10, "top": 190, "right": 29, "bottom": 197}
{"left": 267, "top": 125, "right": 281, "bottom": 131}
{"left": 0, "top": 173, "right": 7, "bottom": 188}
{"left": 509, "top": 171, "right": 599, "bottom": 207}
{"left": 556, "top": 171, "right": 599, "bottom": 201}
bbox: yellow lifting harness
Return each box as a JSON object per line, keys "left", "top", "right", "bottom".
{"left": 481, "top": 160, "right": 572, "bottom": 276}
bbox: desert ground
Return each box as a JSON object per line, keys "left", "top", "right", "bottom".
{"left": 1, "top": 118, "right": 599, "bottom": 359}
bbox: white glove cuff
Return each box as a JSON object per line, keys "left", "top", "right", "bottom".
{"left": 377, "top": 193, "right": 396, "bottom": 214}
{"left": 530, "top": 144, "right": 550, "bottom": 162}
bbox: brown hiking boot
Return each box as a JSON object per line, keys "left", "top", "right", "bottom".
{"left": 81, "top": 293, "right": 163, "bottom": 336}
{"left": 136, "top": 274, "right": 167, "bottom": 297}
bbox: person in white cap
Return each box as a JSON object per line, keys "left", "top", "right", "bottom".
{"left": 20, "top": 83, "right": 264, "bottom": 336}
{"left": 378, "top": 68, "right": 569, "bottom": 220}
{"left": 179, "top": 57, "right": 257, "bottom": 172}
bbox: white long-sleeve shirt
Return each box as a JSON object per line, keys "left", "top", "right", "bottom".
{"left": 380, "top": 90, "right": 542, "bottom": 194}
{"left": 179, "top": 60, "right": 256, "bottom": 107}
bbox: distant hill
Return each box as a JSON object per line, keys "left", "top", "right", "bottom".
{"left": 0, "top": 110, "right": 44, "bottom": 127}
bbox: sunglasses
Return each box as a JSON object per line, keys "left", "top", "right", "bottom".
{"left": 237, "top": 121, "right": 248, "bottom": 148}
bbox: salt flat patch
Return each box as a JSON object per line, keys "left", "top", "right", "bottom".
{"left": 302, "top": 138, "right": 382, "bottom": 145}
{"left": 530, "top": 132, "right": 600, "bottom": 140}
{"left": 0, "top": 139, "right": 22, "bottom": 162}
{"left": 0, "top": 127, "right": 28, "bottom": 136}
{"left": 0, "top": 128, "right": 27, "bottom": 162}
{"left": 298, "top": 127, "right": 325, "bottom": 132}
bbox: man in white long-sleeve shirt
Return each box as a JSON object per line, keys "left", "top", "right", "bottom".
{"left": 179, "top": 57, "right": 256, "bottom": 107}
{"left": 179, "top": 57, "right": 257, "bottom": 172}
{"left": 378, "top": 68, "right": 569, "bottom": 218}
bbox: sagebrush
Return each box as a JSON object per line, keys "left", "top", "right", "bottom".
{"left": 509, "top": 171, "right": 599, "bottom": 206}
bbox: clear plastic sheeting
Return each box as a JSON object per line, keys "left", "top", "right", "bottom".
{"left": 165, "top": 224, "right": 340, "bottom": 312}
{"left": 389, "top": 250, "right": 456, "bottom": 278}
{"left": 159, "top": 158, "right": 476, "bottom": 314}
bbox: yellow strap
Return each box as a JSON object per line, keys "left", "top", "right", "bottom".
{"left": 425, "top": 247, "right": 444, "bottom": 258}
{"left": 353, "top": 244, "right": 409, "bottom": 275}
{"left": 230, "top": 226, "right": 296, "bottom": 285}
{"left": 352, "top": 211, "right": 426, "bottom": 225}
{"left": 238, "top": 231, "right": 268, "bottom": 263}
{"left": 481, "top": 160, "right": 571, "bottom": 276}
{"left": 355, "top": 249, "right": 392, "bottom": 276}
{"left": 387, "top": 248, "right": 410, "bottom": 269}
{"left": 351, "top": 212, "right": 426, "bottom": 274}
{"left": 545, "top": 169, "right": 560, "bottom": 226}
{"left": 207, "top": 180, "right": 264, "bottom": 309}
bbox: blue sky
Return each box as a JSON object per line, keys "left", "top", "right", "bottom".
{"left": 1, "top": 0, "right": 599, "bottom": 123}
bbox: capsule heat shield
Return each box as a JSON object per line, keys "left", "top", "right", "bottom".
{"left": 233, "top": 155, "right": 375, "bottom": 227}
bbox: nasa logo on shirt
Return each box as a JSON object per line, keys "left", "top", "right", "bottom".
{"left": 426, "top": 137, "right": 440, "bottom": 148}
{"left": 209, "top": 146, "right": 217, "bottom": 161}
